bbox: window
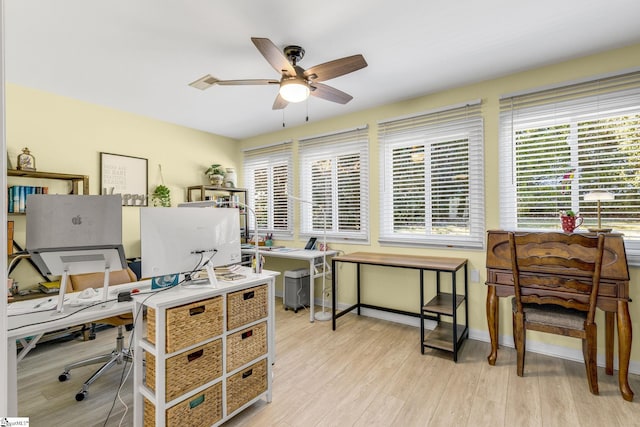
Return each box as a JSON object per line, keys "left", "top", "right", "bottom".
{"left": 243, "top": 141, "right": 293, "bottom": 238}
{"left": 499, "top": 71, "right": 640, "bottom": 263}
{"left": 378, "top": 101, "right": 485, "bottom": 249}
{"left": 298, "top": 127, "right": 369, "bottom": 242}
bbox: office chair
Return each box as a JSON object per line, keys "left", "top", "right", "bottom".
{"left": 57, "top": 268, "right": 137, "bottom": 401}
{"left": 509, "top": 232, "right": 605, "bottom": 395}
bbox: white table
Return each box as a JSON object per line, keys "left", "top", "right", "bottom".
{"left": 242, "top": 248, "right": 338, "bottom": 322}
{"left": 6, "top": 280, "right": 148, "bottom": 416}
{"left": 6, "top": 269, "right": 280, "bottom": 418}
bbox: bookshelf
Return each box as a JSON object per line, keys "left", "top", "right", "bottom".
{"left": 186, "top": 185, "right": 250, "bottom": 244}
{"left": 7, "top": 169, "right": 89, "bottom": 214}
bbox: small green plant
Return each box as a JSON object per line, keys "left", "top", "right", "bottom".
{"left": 151, "top": 184, "right": 171, "bottom": 207}
{"left": 205, "top": 164, "right": 225, "bottom": 177}
{"left": 560, "top": 209, "right": 576, "bottom": 217}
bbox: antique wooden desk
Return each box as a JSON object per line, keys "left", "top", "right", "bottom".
{"left": 485, "top": 230, "right": 633, "bottom": 401}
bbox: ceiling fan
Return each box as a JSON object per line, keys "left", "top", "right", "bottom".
{"left": 189, "top": 37, "right": 368, "bottom": 110}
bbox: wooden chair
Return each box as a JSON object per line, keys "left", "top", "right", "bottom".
{"left": 508, "top": 232, "right": 605, "bottom": 395}
{"left": 57, "top": 268, "right": 137, "bottom": 401}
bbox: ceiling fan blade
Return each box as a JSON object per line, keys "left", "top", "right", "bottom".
{"left": 272, "top": 93, "right": 289, "bottom": 110}
{"left": 309, "top": 83, "right": 353, "bottom": 104}
{"left": 189, "top": 74, "right": 277, "bottom": 90}
{"left": 251, "top": 37, "right": 296, "bottom": 76}
{"left": 304, "top": 55, "right": 368, "bottom": 82}
{"left": 215, "top": 79, "right": 279, "bottom": 86}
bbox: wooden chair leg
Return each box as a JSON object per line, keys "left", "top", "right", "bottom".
{"left": 583, "top": 323, "right": 599, "bottom": 395}
{"left": 513, "top": 311, "right": 525, "bottom": 377}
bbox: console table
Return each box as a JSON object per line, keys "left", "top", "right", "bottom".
{"left": 331, "top": 252, "right": 468, "bottom": 361}
{"left": 485, "top": 230, "right": 633, "bottom": 401}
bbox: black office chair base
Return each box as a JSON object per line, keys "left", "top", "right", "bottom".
{"left": 57, "top": 325, "right": 132, "bottom": 401}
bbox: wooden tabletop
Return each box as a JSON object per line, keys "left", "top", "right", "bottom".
{"left": 332, "top": 252, "right": 467, "bottom": 272}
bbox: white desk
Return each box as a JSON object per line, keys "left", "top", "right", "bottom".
{"left": 6, "top": 269, "right": 280, "bottom": 418}
{"left": 242, "top": 248, "right": 338, "bottom": 322}
{"left": 6, "top": 280, "right": 149, "bottom": 416}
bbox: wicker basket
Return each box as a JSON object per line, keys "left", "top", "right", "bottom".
{"left": 227, "top": 285, "right": 268, "bottom": 331}
{"left": 144, "top": 381, "right": 222, "bottom": 427}
{"left": 226, "top": 321, "right": 267, "bottom": 373}
{"left": 226, "top": 359, "right": 268, "bottom": 414}
{"left": 147, "top": 296, "right": 223, "bottom": 353}
{"left": 146, "top": 338, "right": 222, "bottom": 402}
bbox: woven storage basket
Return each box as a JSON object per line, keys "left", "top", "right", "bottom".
{"left": 146, "top": 338, "right": 222, "bottom": 402}
{"left": 226, "top": 359, "right": 268, "bottom": 414}
{"left": 147, "top": 296, "right": 223, "bottom": 353}
{"left": 227, "top": 285, "right": 268, "bottom": 331}
{"left": 226, "top": 321, "right": 267, "bottom": 373}
{"left": 144, "top": 381, "right": 222, "bottom": 427}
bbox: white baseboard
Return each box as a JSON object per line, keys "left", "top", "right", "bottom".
{"left": 322, "top": 298, "right": 640, "bottom": 376}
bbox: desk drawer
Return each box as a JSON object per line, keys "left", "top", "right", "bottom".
{"left": 146, "top": 338, "right": 222, "bottom": 402}
{"left": 227, "top": 321, "right": 267, "bottom": 373}
{"left": 144, "top": 382, "right": 222, "bottom": 427}
{"left": 227, "top": 285, "right": 268, "bottom": 330}
{"left": 147, "top": 296, "right": 223, "bottom": 353}
{"left": 489, "top": 270, "right": 621, "bottom": 299}
{"left": 226, "top": 359, "right": 267, "bottom": 414}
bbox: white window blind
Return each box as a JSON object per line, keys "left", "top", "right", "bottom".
{"left": 499, "top": 70, "right": 640, "bottom": 263}
{"left": 378, "top": 100, "right": 485, "bottom": 249}
{"left": 298, "top": 126, "right": 369, "bottom": 242}
{"left": 243, "top": 141, "right": 293, "bottom": 238}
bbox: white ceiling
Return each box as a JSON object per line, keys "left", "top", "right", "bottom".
{"left": 6, "top": 1, "right": 640, "bottom": 140}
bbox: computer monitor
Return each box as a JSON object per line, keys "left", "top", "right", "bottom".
{"left": 140, "top": 207, "right": 242, "bottom": 287}
{"left": 26, "top": 194, "right": 126, "bottom": 312}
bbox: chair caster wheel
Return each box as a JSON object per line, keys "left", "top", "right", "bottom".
{"left": 58, "top": 373, "right": 70, "bottom": 382}
{"left": 75, "top": 391, "right": 87, "bottom": 401}
{"left": 284, "top": 307, "right": 288, "bottom": 311}
{"left": 293, "top": 308, "right": 298, "bottom": 313}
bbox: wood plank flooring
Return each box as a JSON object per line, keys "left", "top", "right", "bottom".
{"left": 17, "top": 300, "right": 640, "bottom": 426}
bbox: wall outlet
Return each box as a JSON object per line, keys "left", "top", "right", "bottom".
{"left": 470, "top": 269, "right": 480, "bottom": 283}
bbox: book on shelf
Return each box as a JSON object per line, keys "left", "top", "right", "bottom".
{"left": 39, "top": 281, "right": 60, "bottom": 294}
{"left": 7, "top": 185, "right": 48, "bottom": 213}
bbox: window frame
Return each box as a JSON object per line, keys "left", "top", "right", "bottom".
{"left": 499, "top": 70, "right": 640, "bottom": 264}
{"left": 378, "top": 100, "right": 485, "bottom": 249}
{"left": 243, "top": 141, "right": 293, "bottom": 240}
{"left": 298, "top": 126, "right": 370, "bottom": 243}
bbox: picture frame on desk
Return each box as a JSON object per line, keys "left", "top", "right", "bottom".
{"left": 100, "top": 152, "right": 148, "bottom": 206}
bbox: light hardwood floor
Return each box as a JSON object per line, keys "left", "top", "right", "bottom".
{"left": 17, "top": 300, "right": 640, "bottom": 426}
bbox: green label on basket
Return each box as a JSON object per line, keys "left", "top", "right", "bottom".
{"left": 189, "top": 394, "right": 205, "bottom": 409}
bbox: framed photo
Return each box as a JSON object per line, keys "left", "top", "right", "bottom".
{"left": 100, "top": 152, "right": 148, "bottom": 206}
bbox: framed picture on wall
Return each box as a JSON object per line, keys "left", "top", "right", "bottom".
{"left": 100, "top": 152, "right": 148, "bottom": 206}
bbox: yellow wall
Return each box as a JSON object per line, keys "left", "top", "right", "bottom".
{"left": 240, "top": 43, "right": 640, "bottom": 363}
{"left": 6, "top": 84, "right": 240, "bottom": 285}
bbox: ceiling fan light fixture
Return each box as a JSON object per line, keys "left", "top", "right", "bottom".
{"left": 279, "top": 78, "right": 310, "bottom": 103}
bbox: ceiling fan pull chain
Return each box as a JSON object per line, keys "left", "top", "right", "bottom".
{"left": 306, "top": 98, "right": 309, "bottom": 122}
{"left": 282, "top": 109, "right": 286, "bottom": 128}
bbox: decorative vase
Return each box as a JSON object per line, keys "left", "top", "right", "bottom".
{"left": 561, "top": 215, "right": 583, "bottom": 233}
{"left": 209, "top": 174, "right": 224, "bottom": 186}
{"left": 224, "top": 168, "right": 237, "bottom": 188}
{"left": 17, "top": 147, "right": 36, "bottom": 171}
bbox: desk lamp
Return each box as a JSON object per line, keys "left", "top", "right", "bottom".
{"left": 287, "top": 192, "right": 331, "bottom": 321}
{"left": 584, "top": 190, "right": 615, "bottom": 233}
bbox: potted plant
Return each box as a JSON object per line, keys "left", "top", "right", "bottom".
{"left": 151, "top": 184, "right": 171, "bottom": 207}
{"left": 205, "top": 164, "right": 225, "bottom": 186}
